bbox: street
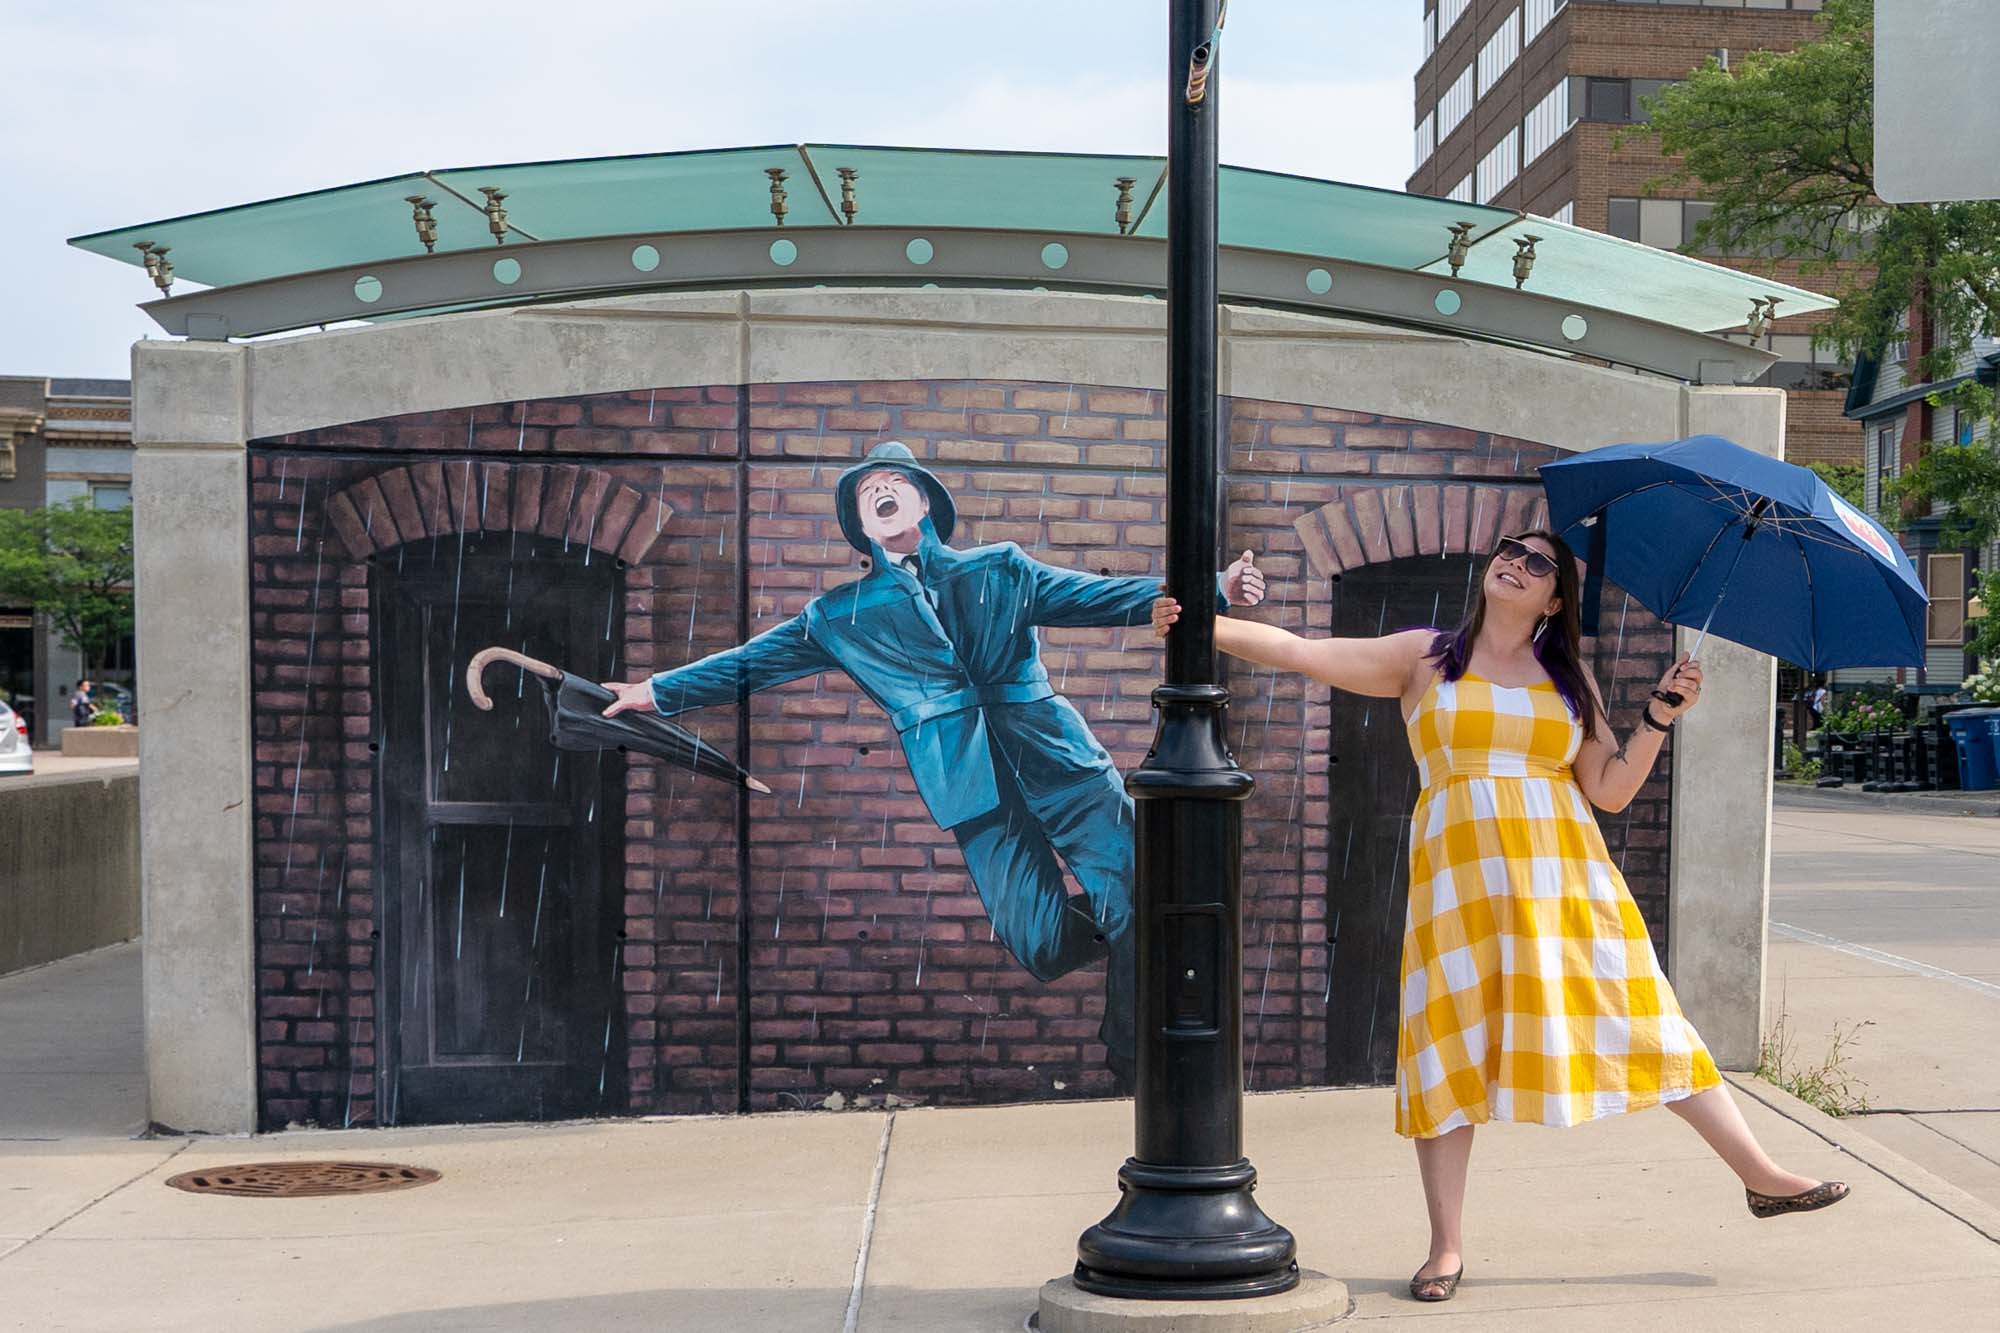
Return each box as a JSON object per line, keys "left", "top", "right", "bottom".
{"left": 1768, "top": 794, "right": 2000, "bottom": 1210}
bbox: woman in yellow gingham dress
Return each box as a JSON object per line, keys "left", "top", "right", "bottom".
{"left": 1397, "top": 661, "right": 1718, "bottom": 1141}
{"left": 1154, "top": 532, "right": 1847, "bottom": 1304}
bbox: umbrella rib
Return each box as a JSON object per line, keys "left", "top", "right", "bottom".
{"left": 1871, "top": 539, "right": 1930, "bottom": 665}
{"left": 1697, "top": 476, "right": 1758, "bottom": 517}
{"left": 1753, "top": 514, "right": 1843, "bottom": 539}
{"left": 1789, "top": 526, "right": 1819, "bottom": 671}
{"left": 1663, "top": 518, "right": 1735, "bottom": 624}
{"left": 1696, "top": 475, "right": 1820, "bottom": 526}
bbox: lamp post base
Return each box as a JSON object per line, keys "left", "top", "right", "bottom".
{"left": 1039, "top": 1271, "right": 1348, "bottom": 1332}
{"left": 1073, "top": 1158, "right": 1300, "bottom": 1300}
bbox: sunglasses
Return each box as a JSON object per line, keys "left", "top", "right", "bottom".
{"left": 1493, "top": 536, "right": 1558, "bottom": 580}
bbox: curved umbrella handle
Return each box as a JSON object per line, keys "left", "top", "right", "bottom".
{"left": 466, "top": 646, "right": 563, "bottom": 711}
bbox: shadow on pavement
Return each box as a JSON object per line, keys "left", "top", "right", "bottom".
{"left": 303, "top": 1287, "right": 1027, "bottom": 1333}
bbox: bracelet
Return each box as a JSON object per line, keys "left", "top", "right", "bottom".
{"left": 1641, "top": 705, "right": 1673, "bottom": 733}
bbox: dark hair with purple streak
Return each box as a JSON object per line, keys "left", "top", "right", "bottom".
{"left": 1426, "top": 528, "right": 1599, "bottom": 742}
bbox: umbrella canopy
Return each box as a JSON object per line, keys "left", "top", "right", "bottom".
{"left": 466, "top": 648, "right": 771, "bottom": 794}
{"left": 1539, "top": 435, "right": 1927, "bottom": 670}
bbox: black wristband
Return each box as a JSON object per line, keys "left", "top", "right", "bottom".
{"left": 1641, "top": 705, "right": 1673, "bottom": 733}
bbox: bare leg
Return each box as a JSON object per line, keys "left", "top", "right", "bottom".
{"left": 1412, "top": 1125, "right": 1474, "bottom": 1287}
{"left": 1666, "top": 1085, "right": 1818, "bottom": 1196}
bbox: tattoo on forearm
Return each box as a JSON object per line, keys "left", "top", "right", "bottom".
{"left": 1611, "top": 734, "right": 1632, "bottom": 766}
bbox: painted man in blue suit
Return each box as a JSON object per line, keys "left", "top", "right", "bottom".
{"left": 603, "top": 441, "right": 1265, "bottom": 1086}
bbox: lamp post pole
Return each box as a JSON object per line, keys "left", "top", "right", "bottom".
{"left": 1072, "top": 0, "right": 1299, "bottom": 1300}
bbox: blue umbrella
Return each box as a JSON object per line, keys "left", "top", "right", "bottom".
{"left": 1539, "top": 435, "right": 1927, "bottom": 671}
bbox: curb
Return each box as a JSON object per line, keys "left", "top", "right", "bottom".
{"left": 1725, "top": 1073, "right": 2000, "bottom": 1245}
{"left": 1771, "top": 783, "right": 2000, "bottom": 818}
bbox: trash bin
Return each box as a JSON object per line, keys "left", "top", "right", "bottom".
{"left": 1945, "top": 708, "right": 2000, "bottom": 791}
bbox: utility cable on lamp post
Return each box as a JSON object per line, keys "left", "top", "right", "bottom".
{"left": 1070, "top": 0, "right": 1300, "bottom": 1301}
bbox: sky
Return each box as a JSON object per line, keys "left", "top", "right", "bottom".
{"left": 2, "top": 1, "right": 1418, "bottom": 379}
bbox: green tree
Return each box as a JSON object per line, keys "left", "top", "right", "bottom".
{"left": 1640, "top": 0, "right": 2000, "bottom": 547}
{"left": 1807, "top": 462, "right": 1864, "bottom": 507}
{"left": 1972, "top": 569, "right": 2000, "bottom": 664}
{"left": 0, "top": 499, "right": 136, "bottom": 674}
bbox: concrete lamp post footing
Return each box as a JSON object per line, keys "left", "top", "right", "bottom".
{"left": 1036, "top": 1272, "right": 1351, "bottom": 1332}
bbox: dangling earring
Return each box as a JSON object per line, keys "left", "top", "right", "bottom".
{"left": 1533, "top": 616, "right": 1549, "bottom": 644}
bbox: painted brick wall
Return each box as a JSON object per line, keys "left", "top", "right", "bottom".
{"left": 247, "top": 378, "right": 1676, "bottom": 1128}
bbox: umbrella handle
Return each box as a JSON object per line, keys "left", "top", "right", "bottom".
{"left": 466, "top": 646, "right": 563, "bottom": 711}
{"left": 1677, "top": 500, "right": 1768, "bottom": 670}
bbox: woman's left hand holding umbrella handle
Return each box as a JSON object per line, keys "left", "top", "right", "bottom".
{"left": 1650, "top": 656, "right": 1702, "bottom": 721}
{"left": 600, "top": 679, "right": 660, "bottom": 718}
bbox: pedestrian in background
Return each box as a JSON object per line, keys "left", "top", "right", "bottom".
{"left": 70, "top": 681, "right": 94, "bottom": 729}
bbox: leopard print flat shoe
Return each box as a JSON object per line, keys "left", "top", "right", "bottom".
{"left": 1746, "top": 1180, "right": 1849, "bottom": 1218}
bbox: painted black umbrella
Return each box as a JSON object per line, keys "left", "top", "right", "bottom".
{"left": 465, "top": 647, "right": 771, "bottom": 794}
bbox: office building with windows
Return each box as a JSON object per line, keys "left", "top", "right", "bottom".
{"left": 1409, "top": 0, "right": 1861, "bottom": 469}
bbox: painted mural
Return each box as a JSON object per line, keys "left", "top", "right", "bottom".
{"left": 245, "top": 380, "right": 1677, "bottom": 1130}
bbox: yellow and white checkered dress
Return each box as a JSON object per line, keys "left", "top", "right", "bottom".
{"left": 1395, "top": 671, "right": 1721, "bottom": 1138}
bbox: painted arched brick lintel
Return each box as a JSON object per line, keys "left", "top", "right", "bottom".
{"left": 321, "top": 460, "right": 670, "bottom": 567}
{"left": 1293, "top": 482, "right": 1551, "bottom": 580}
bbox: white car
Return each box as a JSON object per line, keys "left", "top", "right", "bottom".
{"left": 0, "top": 700, "right": 31, "bottom": 776}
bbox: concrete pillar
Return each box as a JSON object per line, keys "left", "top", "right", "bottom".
{"left": 131, "top": 340, "right": 257, "bottom": 1134}
{"left": 1668, "top": 386, "right": 1787, "bottom": 1071}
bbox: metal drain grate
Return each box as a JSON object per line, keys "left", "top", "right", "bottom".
{"left": 165, "top": 1161, "right": 441, "bottom": 1198}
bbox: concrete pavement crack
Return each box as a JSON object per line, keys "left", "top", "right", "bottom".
{"left": 842, "top": 1111, "right": 895, "bottom": 1333}
{"left": 1913, "top": 1117, "right": 2000, "bottom": 1172}
{"left": 0, "top": 1140, "right": 193, "bottom": 1266}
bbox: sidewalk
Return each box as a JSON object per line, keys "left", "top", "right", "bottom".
{"left": 9, "top": 754, "right": 138, "bottom": 782}
{"left": 2, "top": 1080, "right": 1996, "bottom": 1330}
{"left": 3, "top": 963, "right": 1997, "bottom": 1330}
{"left": 0, "top": 942, "right": 144, "bottom": 1139}
{"left": 1767, "top": 802, "right": 2000, "bottom": 1216}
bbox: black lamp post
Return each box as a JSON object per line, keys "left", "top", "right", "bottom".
{"left": 1072, "top": 0, "right": 1300, "bottom": 1301}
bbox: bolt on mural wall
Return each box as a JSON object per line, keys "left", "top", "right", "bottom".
{"left": 246, "top": 381, "right": 1676, "bottom": 1130}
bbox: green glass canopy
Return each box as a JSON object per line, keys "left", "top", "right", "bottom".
{"left": 69, "top": 142, "right": 1832, "bottom": 340}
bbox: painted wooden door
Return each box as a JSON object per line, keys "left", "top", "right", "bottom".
{"left": 377, "top": 534, "right": 626, "bottom": 1123}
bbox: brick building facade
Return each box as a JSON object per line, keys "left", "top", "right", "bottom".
{"left": 1411, "top": 0, "right": 1861, "bottom": 468}
{"left": 245, "top": 379, "right": 1676, "bottom": 1131}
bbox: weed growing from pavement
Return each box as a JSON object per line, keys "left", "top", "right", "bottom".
{"left": 1781, "top": 742, "right": 1822, "bottom": 784}
{"left": 1757, "top": 997, "right": 1873, "bottom": 1117}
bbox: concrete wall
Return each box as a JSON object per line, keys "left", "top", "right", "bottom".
{"left": 132, "top": 288, "right": 1785, "bottom": 1131}
{"left": 1669, "top": 387, "right": 1786, "bottom": 1072}
{"left": 0, "top": 767, "right": 140, "bottom": 976}
{"left": 132, "top": 339, "right": 257, "bottom": 1135}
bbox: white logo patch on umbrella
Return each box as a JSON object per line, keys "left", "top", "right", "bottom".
{"left": 1829, "top": 494, "right": 1899, "bottom": 565}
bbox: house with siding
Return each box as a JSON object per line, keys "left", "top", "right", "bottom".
{"left": 1843, "top": 317, "right": 1997, "bottom": 695}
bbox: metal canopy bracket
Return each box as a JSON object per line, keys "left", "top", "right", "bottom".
{"left": 144, "top": 226, "right": 1778, "bottom": 384}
